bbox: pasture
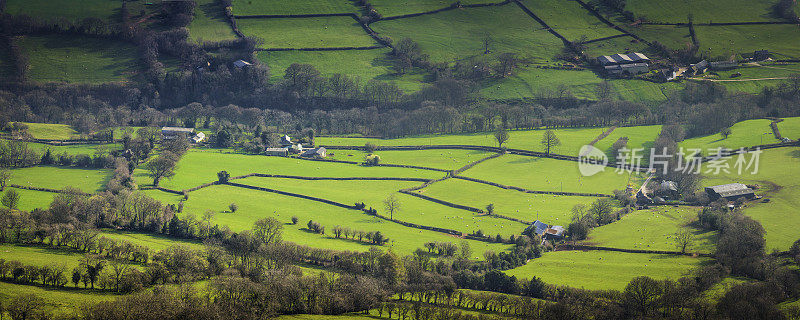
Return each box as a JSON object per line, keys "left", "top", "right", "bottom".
{"left": 520, "top": 0, "right": 623, "bottom": 41}
{"left": 778, "top": 117, "right": 800, "bottom": 141}
{"left": 326, "top": 148, "right": 494, "bottom": 170}
{"left": 233, "top": 176, "right": 528, "bottom": 237}
{"left": 592, "top": 125, "right": 661, "bottom": 161}
{"left": 694, "top": 25, "right": 800, "bottom": 59}
{"left": 461, "top": 155, "right": 634, "bottom": 194}
{"left": 504, "top": 250, "right": 711, "bottom": 290}
{"left": 679, "top": 119, "right": 777, "bottom": 154}
{"left": 132, "top": 149, "right": 443, "bottom": 190}
{"left": 19, "top": 122, "right": 80, "bottom": 140}
{"left": 624, "top": 0, "right": 781, "bottom": 23}
{"left": 626, "top": 25, "right": 692, "bottom": 50}
{"left": 0, "top": 281, "right": 118, "bottom": 316}
{"left": 98, "top": 230, "right": 205, "bottom": 251}
{"left": 25, "top": 142, "right": 122, "bottom": 156}
{"left": 256, "top": 49, "right": 427, "bottom": 92}
{"left": 231, "top": 0, "right": 357, "bottom": 15}
{"left": 181, "top": 185, "right": 512, "bottom": 257}
{"left": 417, "top": 178, "right": 597, "bottom": 224}
{"left": 0, "top": 244, "right": 135, "bottom": 270}
{"left": 8, "top": 166, "right": 111, "bottom": 193}
{"left": 19, "top": 35, "right": 140, "bottom": 84}
{"left": 4, "top": 0, "right": 121, "bottom": 22}
{"left": 237, "top": 17, "right": 378, "bottom": 49}
{"left": 583, "top": 206, "right": 717, "bottom": 253}
{"left": 6, "top": 188, "right": 56, "bottom": 211}
{"left": 370, "top": 4, "right": 564, "bottom": 63}
{"left": 189, "top": 0, "right": 238, "bottom": 42}
{"left": 368, "top": 0, "right": 500, "bottom": 17}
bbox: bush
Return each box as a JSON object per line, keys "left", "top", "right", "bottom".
{"left": 229, "top": 203, "right": 238, "bottom": 213}
{"left": 291, "top": 216, "right": 298, "bottom": 225}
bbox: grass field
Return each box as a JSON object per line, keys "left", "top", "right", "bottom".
{"left": 132, "top": 149, "right": 443, "bottom": 190}
{"left": 181, "top": 184, "right": 512, "bottom": 257}
{"left": 418, "top": 178, "right": 598, "bottom": 224}
{"left": 626, "top": 25, "right": 692, "bottom": 50}
{"left": 505, "top": 250, "right": 710, "bottom": 290}
{"left": 592, "top": 125, "right": 661, "bottom": 161}
{"left": 583, "top": 206, "right": 717, "bottom": 253}
{"left": 7, "top": 187, "right": 57, "bottom": 211}
{"left": 257, "top": 48, "right": 427, "bottom": 92}
{"left": 778, "top": 117, "right": 800, "bottom": 141}
{"left": 139, "top": 189, "right": 185, "bottom": 206}
{"left": 19, "top": 35, "right": 140, "bottom": 83}
{"left": 326, "top": 148, "right": 494, "bottom": 170}
{"left": 0, "top": 244, "right": 135, "bottom": 271}
{"left": 19, "top": 123, "right": 80, "bottom": 140}
{"left": 234, "top": 176, "right": 528, "bottom": 237}
{"left": 98, "top": 230, "right": 205, "bottom": 251}
{"left": 237, "top": 16, "right": 378, "bottom": 49}
{"left": 694, "top": 25, "right": 800, "bottom": 59}
{"left": 231, "top": 0, "right": 357, "bottom": 15}
{"left": 0, "top": 281, "right": 119, "bottom": 316}
{"left": 461, "top": 154, "right": 634, "bottom": 194}
{"left": 4, "top": 0, "right": 121, "bottom": 22}
{"left": 368, "top": 0, "right": 500, "bottom": 17}
{"left": 679, "top": 119, "right": 776, "bottom": 155}
{"left": 581, "top": 35, "right": 649, "bottom": 57}
{"left": 189, "top": 0, "right": 238, "bottom": 42}
{"left": 625, "top": 0, "right": 782, "bottom": 23}
{"left": 520, "top": 0, "right": 623, "bottom": 41}
{"left": 9, "top": 166, "right": 111, "bottom": 193}
{"left": 370, "top": 5, "right": 563, "bottom": 63}
{"left": 702, "top": 147, "right": 800, "bottom": 251}
{"left": 25, "top": 142, "right": 121, "bottom": 156}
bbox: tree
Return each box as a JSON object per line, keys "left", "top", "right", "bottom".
{"left": 7, "top": 294, "right": 45, "bottom": 320}
{"left": 494, "top": 126, "right": 509, "bottom": 148}
{"left": 2, "top": 189, "right": 19, "bottom": 209}
{"left": 623, "top": 276, "right": 663, "bottom": 317}
{"left": 217, "top": 171, "right": 230, "bottom": 183}
{"left": 540, "top": 129, "right": 561, "bottom": 155}
{"left": 80, "top": 255, "right": 105, "bottom": 289}
{"left": 720, "top": 127, "right": 732, "bottom": 139}
{"left": 674, "top": 230, "right": 694, "bottom": 253}
{"left": 253, "top": 217, "right": 282, "bottom": 245}
{"left": 291, "top": 216, "right": 299, "bottom": 225}
{"left": 384, "top": 194, "right": 401, "bottom": 220}
{"left": 482, "top": 33, "right": 493, "bottom": 54}
{"left": 485, "top": 203, "right": 495, "bottom": 215}
{"left": 229, "top": 203, "right": 238, "bottom": 213}
{"left": 588, "top": 198, "right": 614, "bottom": 225}
{"left": 0, "top": 170, "right": 10, "bottom": 191}
{"left": 144, "top": 154, "right": 177, "bottom": 187}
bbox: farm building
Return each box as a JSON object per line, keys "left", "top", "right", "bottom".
{"left": 705, "top": 183, "right": 755, "bottom": 201}
{"left": 290, "top": 144, "right": 304, "bottom": 154}
{"left": 710, "top": 61, "right": 737, "bottom": 71}
{"left": 265, "top": 147, "right": 289, "bottom": 156}
{"left": 690, "top": 60, "right": 709, "bottom": 75}
{"left": 280, "top": 135, "right": 292, "bottom": 146}
{"left": 161, "top": 127, "right": 205, "bottom": 143}
{"left": 604, "top": 63, "right": 649, "bottom": 76}
{"left": 657, "top": 68, "right": 678, "bottom": 82}
{"left": 525, "top": 220, "right": 549, "bottom": 236}
{"left": 597, "top": 53, "right": 650, "bottom": 77}
{"left": 191, "top": 131, "right": 206, "bottom": 143}
{"left": 232, "top": 60, "right": 252, "bottom": 68}
{"left": 301, "top": 147, "right": 327, "bottom": 158}
{"left": 543, "top": 226, "right": 565, "bottom": 240}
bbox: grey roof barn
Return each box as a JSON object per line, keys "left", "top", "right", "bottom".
{"left": 705, "top": 183, "right": 755, "bottom": 201}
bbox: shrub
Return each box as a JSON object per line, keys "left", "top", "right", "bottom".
{"left": 291, "top": 216, "right": 298, "bottom": 225}
{"left": 229, "top": 203, "right": 238, "bottom": 213}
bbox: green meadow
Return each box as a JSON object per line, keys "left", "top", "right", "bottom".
{"left": 370, "top": 5, "right": 563, "bottom": 63}
{"left": 505, "top": 250, "right": 711, "bottom": 290}
{"left": 624, "top": 0, "right": 780, "bottom": 23}
{"left": 20, "top": 122, "right": 80, "bottom": 140}
{"left": 9, "top": 166, "right": 111, "bottom": 193}
{"left": 368, "top": 0, "right": 500, "bottom": 17}
{"left": 181, "top": 184, "right": 511, "bottom": 257}
{"left": 778, "top": 117, "right": 800, "bottom": 140}
{"left": 0, "top": 281, "right": 119, "bottom": 316}
{"left": 592, "top": 125, "right": 661, "bottom": 161}
{"left": 25, "top": 142, "right": 121, "bottom": 156}
{"left": 0, "top": 244, "right": 137, "bottom": 271}
{"left": 583, "top": 206, "right": 717, "bottom": 253}
{"left": 189, "top": 0, "right": 238, "bottom": 42}
{"left": 626, "top": 25, "right": 692, "bottom": 50}
{"left": 694, "top": 25, "right": 800, "bottom": 59}
{"left": 19, "top": 35, "right": 140, "bottom": 84}
{"left": 231, "top": 0, "right": 357, "bottom": 15}
{"left": 6, "top": 187, "right": 56, "bottom": 211}
{"left": 461, "top": 155, "right": 634, "bottom": 194}
{"left": 679, "top": 119, "right": 777, "bottom": 154}
{"left": 4, "top": 0, "right": 121, "bottom": 22}
{"left": 237, "top": 16, "right": 378, "bottom": 49}
{"left": 98, "top": 230, "right": 205, "bottom": 251}
{"left": 520, "top": 0, "right": 623, "bottom": 41}
{"left": 326, "top": 148, "right": 494, "bottom": 170}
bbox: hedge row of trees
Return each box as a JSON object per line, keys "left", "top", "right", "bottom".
{"left": 332, "top": 225, "right": 390, "bottom": 245}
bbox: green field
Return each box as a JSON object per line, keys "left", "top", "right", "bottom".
{"left": 19, "top": 35, "right": 140, "bottom": 83}
{"left": 237, "top": 16, "right": 378, "bottom": 49}
{"left": 625, "top": 0, "right": 782, "bottom": 23}
{"left": 189, "top": 0, "right": 238, "bottom": 42}
{"left": 679, "top": 119, "right": 777, "bottom": 155}
{"left": 98, "top": 230, "right": 205, "bottom": 251}
{"left": 19, "top": 122, "right": 80, "bottom": 140}
{"left": 231, "top": 0, "right": 357, "bottom": 15}
{"left": 694, "top": 25, "right": 800, "bottom": 59}
{"left": 505, "top": 250, "right": 710, "bottom": 290}
{"left": 461, "top": 155, "right": 634, "bottom": 194}
{"left": 0, "top": 244, "right": 129, "bottom": 271}
{"left": 181, "top": 184, "right": 512, "bottom": 257}
{"left": 4, "top": 0, "right": 121, "bottom": 22}
{"left": 520, "top": 0, "right": 623, "bottom": 41}
{"left": 368, "top": 0, "right": 500, "bottom": 17}
{"left": 583, "top": 206, "right": 717, "bottom": 253}
{"left": 0, "top": 281, "right": 118, "bottom": 316}
{"left": 326, "top": 148, "right": 494, "bottom": 170}
{"left": 9, "top": 166, "right": 111, "bottom": 193}
{"left": 370, "top": 5, "right": 563, "bottom": 63}
{"left": 257, "top": 48, "right": 427, "bottom": 92}
{"left": 25, "top": 142, "right": 121, "bottom": 156}
{"left": 778, "top": 117, "right": 800, "bottom": 141}
{"left": 592, "top": 125, "right": 661, "bottom": 161}
{"left": 418, "top": 178, "right": 597, "bottom": 224}
{"left": 132, "top": 149, "right": 443, "bottom": 190}
{"left": 6, "top": 187, "right": 57, "bottom": 211}
{"left": 234, "top": 176, "right": 528, "bottom": 237}
{"left": 581, "top": 35, "right": 649, "bottom": 57}
{"left": 626, "top": 25, "right": 692, "bottom": 50}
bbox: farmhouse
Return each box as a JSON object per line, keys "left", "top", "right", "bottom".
{"left": 161, "top": 127, "right": 206, "bottom": 143}
{"left": 265, "top": 147, "right": 289, "bottom": 156}
{"left": 525, "top": 220, "right": 549, "bottom": 236}
{"left": 705, "top": 183, "right": 756, "bottom": 201}
{"left": 301, "top": 147, "right": 327, "bottom": 158}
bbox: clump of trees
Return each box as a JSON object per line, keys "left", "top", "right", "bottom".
{"left": 332, "top": 225, "right": 389, "bottom": 245}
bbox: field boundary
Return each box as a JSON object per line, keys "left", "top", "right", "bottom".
{"left": 557, "top": 243, "right": 712, "bottom": 257}
{"left": 513, "top": 0, "right": 570, "bottom": 44}
{"left": 451, "top": 175, "right": 613, "bottom": 197}
{"left": 571, "top": 0, "right": 651, "bottom": 45}
{"left": 8, "top": 184, "right": 90, "bottom": 195}
{"left": 582, "top": 126, "right": 616, "bottom": 156}
{"left": 639, "top": 21, "right": 797, "bottom": 26}
{"left": 232, "top": 13, "right": 392, "bottom": 49}
{"left": 376, "top": 1, "right": 512, "bottom": 21}
{"left": 583, "top": 33, "right": 631, "bottom": 44}
{"left": 255, "top": 46, "right": 385, "bottom": 52}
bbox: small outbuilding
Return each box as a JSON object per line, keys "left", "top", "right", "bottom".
{"left": 280, "top": 135, "right": 292, "bottom": 146}
{"left": 301, "top": 147, "right": 326, "bottom": 158}
{"left": 705, "top": 183, "right": 755, "bottom": 201}
{"left": 525, "top": 220, "right": 549, "bottom": 236}
{"left": 232, "top": 60, "right": 252, "bottom": 68}
{"left": 265, "top": 147, "right": 289, "bottom": 156}
{"left": 710, "top": 61, "right": 737, "bottom": 71}
{"left": 690, "top": 60, "right": 709, "bottom": 75}
{"left": 543, "top": 226, "right": 565, "bottom": 240}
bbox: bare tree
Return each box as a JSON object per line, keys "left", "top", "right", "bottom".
{"left": 540, "top": 129, "right": 561, "bottom": 155}
{"left": 253, "top": 217, "right": 283, "bottom": 245}
{"left": 494, "top": 126, "right": 509, "bottom": 148}
{"left": 384, "top": 194, "right": 401, "bottom": 220}
{"left": 483, "top": 33, "right": 493, "bottom": 54}
{"left": 674, "top": 230, "right": 694, "bottom": 253}
{"left": 0, "top": 170, "right": 10, "bottom": 191}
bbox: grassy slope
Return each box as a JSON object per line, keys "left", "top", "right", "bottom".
{"left": 679, "top": 119, "right": 777, "bottom": 155}
{"left": 237, "top": 16, "right": 377, "bottom": 49}
{"left": 778, "top": 117, "right": 800, "bottom": 140}
{"left": 369, "top": 0, "right": 499, "bottom": 17}
{"left": 19, "top": 35, "right": 139, "bottom": 84}
{"left": 98, "top": 230, "right": 205, "bottom": 251}
{"left": 20, "top": 122, "right": 79, "bottom": 140}
{"left": 9, "top": 166, "right": 111, "bottom": 193}
{"left": 702, "top": 147, "right": 800, "bottom": 251}
{"left": 189, "top": 0, "right": 238, "bottom": 42}
{"left": 4, "top": 0, "right": 120, "bottom": 21}
{"left": 626, "top": 0, "right": 781, "bottom": 23}
{"left": 234, "top": 176, "right": 528, "bottom": 237}
{"left": 505, "top": 250, "right": 710, "bottom": 290}
{"left": 0, "top": 281, "right": 118, "bottom": 316}
{"left": 132, "top": 149, "right": 443, "bottom": 190}
{"left": 626, "top": 25, "right": 692, "bottom": 50}
{"left": 25, "top": 142, "right": 122, "bottom": 156}
{"left": 370, "top": 5, "right": 563, "bottom": 63}
{"left": 326, "top": 148, "right": 494, "bottom": 171}
{"left": 257, "top": 48, "right": 427, "bottom": 92}
{"left": 583, "top": 206, "right": 717, "bottom": 253}
{"left": 0, "top": 244, "right": 137, "bottom": 271}
{"left": 694, "top": 25, "right": 800, "bottom": 59}
{"left": 520, "top": 0, "right": 623, "bottom": 41}
{"left": 592, "top": 125, "right": 661, "bottom": 161}
{"left": 181, "top": 185, "right": 511, "bottom": 257}
{"left": 231, "top": 0, "right": 357, "bottom": 15}
{"left": 7, "top": 187, "right": 56, "bottom": 211}
{"left": 461, "top": 154, "right": 634, "bottom": 194}
{"left": 418, "top": 178, "right": 597, "bottom": 224}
